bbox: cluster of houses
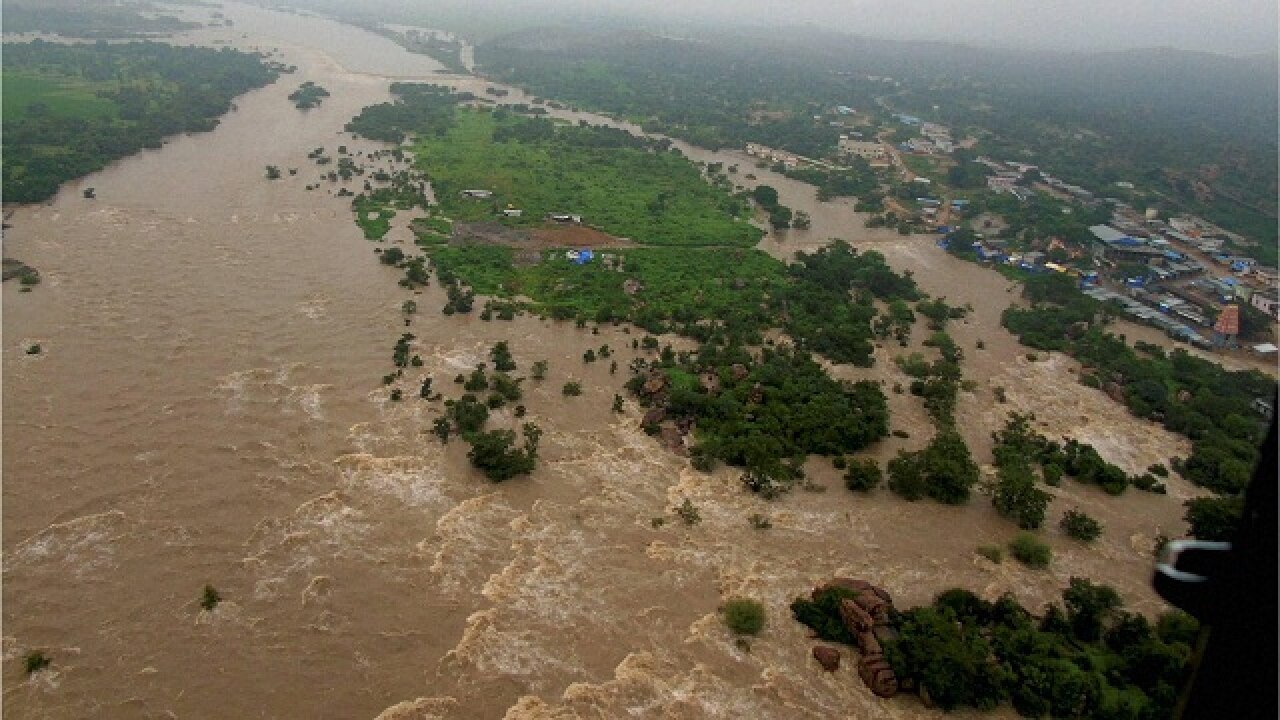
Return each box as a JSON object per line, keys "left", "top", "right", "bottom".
{"left": 744, "top": 142, "right": 802, "bottom": 169}
{"left": 1070, "top": 215, "right": 1277, "bottom": 342}
{"left": 895, "top": 119, "right": 955, "bottom": 155}
{"left": 976, "top": 158, "right": 1099, "bottom": 205}
{"left": 744, "top": 142, "right": 845, "bottom": 172}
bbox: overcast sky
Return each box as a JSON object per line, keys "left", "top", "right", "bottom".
{"left": 605, "top": 0, "right": 1280, "bottom": 55}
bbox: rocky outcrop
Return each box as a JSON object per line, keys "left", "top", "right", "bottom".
{"left": 813, "top": 646, "right": 841, "bottom": 672}
{"left": 860, "top": 655, "right": 899, "bottom": 698}
{"left": 810, "top": 578, "right": 900, "bottom": 699}
{"left": 659, "top": 426, "right": 686, "bottom": 456}
{"left": 1103, "top": 381, "right": 1126, "bottom": 404}
{"left": 641, "top": 372, "right": 668, "bottom": 396}
{"left": 699, "top": 371, "right": 721, "bottom": 394}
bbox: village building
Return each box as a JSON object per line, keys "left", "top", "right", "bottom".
{"left": 837, "top": 136, "right": 886, "bottom": 161}
{"left": 744, "top": 142, "right": 801, "bottom": 168}
{"left": 1251, "top": 288, "right": 1280, "bottom": 318}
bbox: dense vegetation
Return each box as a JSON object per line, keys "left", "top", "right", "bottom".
{"left": 793, "top": 582, "right": 1200, "bottom": 718}
{"left": 345, "top": 82, "right": 470, "bottom": 143}
{"left": 3, "top": 3, "right": 198, "bottom": 38}
{"left": 478, "top": 29, "right": 884, "bottom": 156}
{"left": 432, "top": 244, "right": 784, "bottom": 335}
{"left": 629, "top": 343, "right": 889, "bottom": 496}
{"left": 2, "top": 40, "right": 278, "bottom": 202}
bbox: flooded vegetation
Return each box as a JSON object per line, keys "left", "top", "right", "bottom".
{"left": 2, "top": 2, "right": 1273, "bottom": 718}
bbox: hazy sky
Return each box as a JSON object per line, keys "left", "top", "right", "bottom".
{"left": 301, "top": 0, "right": 1278, "bottom": 55}
{"left": 608, "top": 0, "right": 1280, "bottom": 55}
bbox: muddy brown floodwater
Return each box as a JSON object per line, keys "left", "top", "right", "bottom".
{"left": 3, "top": 4, "right": 1214, "bottom": 719}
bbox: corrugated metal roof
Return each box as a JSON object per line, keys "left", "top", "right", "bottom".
{"left": 1089, "top": 225, "right": 1128, "bottom": 243}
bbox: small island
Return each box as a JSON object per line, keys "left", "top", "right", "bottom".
{"left": 288, "top": 81, "right": 330, "bottom": 110}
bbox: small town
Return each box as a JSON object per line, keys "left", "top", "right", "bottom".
{"left": 746, "top": 103, "right": 1278, "bottom": 361}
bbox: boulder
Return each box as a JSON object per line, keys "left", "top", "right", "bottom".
{"left": 857, "top": 630, "right": 882, "bottom": 656}
{"left": 838, "top": 598, "right": 874, "bottom": 635}
{"left": 660, "top": 426, "right": 686, "bottom": 455}
{"left": 1103, "top": 381, "right": 1126, "bottom": 404}
{"left": 858, "top": 655, "right": 899, "bottom": 698}
{"left": 699, "top": 371, "right": 721, "bottom": 394}
{"left": 642, "top": 408, "right": 666, "bottom": 426}
{"left": 642, "top": 373, "right": 669, "bottom": 396}
{"left": 812, "top": 646, "right": 841, "bottom": 672}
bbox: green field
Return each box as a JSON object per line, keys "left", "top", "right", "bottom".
{"left": 1, "top": 72, "right": 118, "bottom": 121}
{"left": 412, "top": 109, "right": 761, "bottom": 247}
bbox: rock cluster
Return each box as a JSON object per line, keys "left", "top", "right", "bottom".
{"left": 810, "top": 578, "right": 900, "bottom": 698}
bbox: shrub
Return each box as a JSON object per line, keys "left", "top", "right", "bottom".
{"left": 466, "top": 427, "right": 537, "bottom": 481}
{"left": 562, "top": 381, "right": 582, "bottom": 396}
{"left": 489, "top": 341, "right": 517, "bottom": 372}
{"left": 1131, "top": 473, "right": 1167, "bottom": 493}
{"left": 380, "top": 246, "right": 405, "bottom": 265}
{"left": 843, "top": 458, "right": 882, "bottom": 493}
{"left": 24, "top": 651, "right": 51, "bottom": 675}
{"left": 992, "top": 460, "right": 1049, "bottom": 530}
{"left": 1148, "top": 463, "right": 1168, "bottom": 478}
{"left": 531, "top": 360, "right": 548, "bottom": 380}
{"left": 749, "top": 513, "right": 772, "bottom": 529}
{"left": 887, "top": 430, "right": 978, "bottom": 504}
{"left": 832, "top": 455, "right": 848, "bottom": 470}
{"left": 464, "top": 366, "right": 489, "bottom": 392}
{"left": 26, "top": 344, "right": 41, "bottom": 355}
{"left": 1060, "top": 509, "right": 1103, "bottom": 542}
{"left": 1009, "top": 532, "right": 1052, "bottom": 568}
{"left": 200, "top": 584, "right": 221, "bottom": 611}
{"left": 722, "top": 598, "right": 766, "bottom": 636}
{"left": 1042, "top": 463, "right": 1063, "bottom": 486}
{"left": 977, "top": 545, "right": 1003, "bottom": 563}
{"left": 449, "top": 394, "right": 489, "bottom": 433}
{"left": 432, "top": 416, "right": 451, "bottom": 442}
{"left": 674, "top": 498, "right": 701, "bottom": 525}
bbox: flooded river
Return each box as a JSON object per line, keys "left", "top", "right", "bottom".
{"left": 4, "top": 4, "right": 1202, "bottom": 718}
